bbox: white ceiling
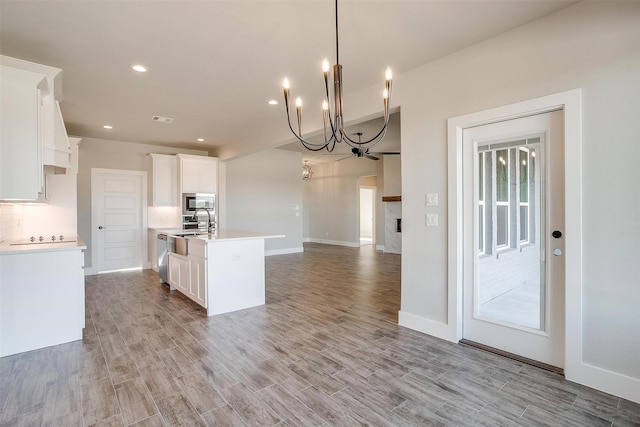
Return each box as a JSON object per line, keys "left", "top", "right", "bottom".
{"left": 0, "top": 0, "right": 577, "bottom": 158}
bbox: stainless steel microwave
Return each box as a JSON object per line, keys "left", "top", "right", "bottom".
{"left": 182, "top": 193, "right": 215, "bottom": 215}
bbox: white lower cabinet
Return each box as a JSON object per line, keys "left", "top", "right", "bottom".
{"left": 168, "top": 252, "right": 189, "bottom": 294}
{"left": 189, "top": 255, "right": 206, "bottom": 307}
{"left": 0, "top": 247, "right": 85, "bottom": 357}
{"left": 168, "top": 245, "right": 207, "bottom": 308}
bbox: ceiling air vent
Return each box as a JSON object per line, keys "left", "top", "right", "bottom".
{"left": 151, "top": 115, "right": 173, "bottom": 123}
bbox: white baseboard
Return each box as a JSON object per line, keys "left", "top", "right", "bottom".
{"left": 567, "top": 361, "right": 640, "bottom": 404}
{"left": 398, "top": 310, "right": 457, "bottom": 343}
{"left": 265, "top": 247, "right": 304, "bottom": 256}
{"left": 376, "top": 244, "right": 385, "bottom": 251}
{"left": 305, "top": 238, "right": 360, "bottom": 248}
{"left": 399, "top": 310, "right": 640, "bottom": 404}
{"left": 83, "top": 267, "right": 96, "bottom": 276}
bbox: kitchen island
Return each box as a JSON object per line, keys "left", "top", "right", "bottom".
{"left": 0, "top": 237, "right": 86, "bottom": 357}
{"left": 167, "top": 230, "right": 284, "bottom": 316}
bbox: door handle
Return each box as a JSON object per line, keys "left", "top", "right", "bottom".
{"left": 98, "top": 226, "right": 106, "bottom": 230}
{"left": 552, "top": 230, "right": 562, "bottom": 239}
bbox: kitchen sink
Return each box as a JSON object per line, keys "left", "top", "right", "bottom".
{"left": 170, "top": 231, "right": 208, "bottom": 255}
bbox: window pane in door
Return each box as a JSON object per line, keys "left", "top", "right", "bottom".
{"left": 479, "top": 152, "right": 484, "bottom": 201}
{"left": 496, "top": 149, "right": 509, "bottom": 202}
{"left": 497, "top": 205, "right": 508, "bottom": 247}
{"left": 520, "top": 149, "right": 529, "bottom": 202}
{"left": 520, "top": 205, "right": 529, "bottom": 242}
{"left": 479, "top": 206, "right": 484, "bottom": 252}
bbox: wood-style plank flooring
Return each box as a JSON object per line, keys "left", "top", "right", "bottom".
{"left": 1, "top": 243, "right": 638, "bottom": 426}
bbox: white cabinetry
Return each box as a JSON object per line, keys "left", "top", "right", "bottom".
{"left": 167, "top": 239, "right": 207, "bottom": 307}
{"left": 168, "top": 252, "right": 189, "bottom": 294}
{"left": 187, "top": 239, "right": 207, "bottom": 306}
{"left": 0, "top": 65, "right": 46, "bottom": 200}
{"left": 148, "top": 154, "right": 178, "bottom": 206}
{"left": 177, "top": 154, "right": 218, "bottom": 194}
{"left": 0, "top": 246, "right": 85, "bottom": 357}
{"left": 0, "top": 55, "right": 70, "bottom": 201}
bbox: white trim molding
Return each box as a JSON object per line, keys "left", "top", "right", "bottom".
{"left": 444, "top": 89, "right": 639, "bottom": 403}
{"left": 265, "top": 247, "right": 304, "bottom": 256}
{"left": 305, "top": 238, "right": 360, "bottom": 248}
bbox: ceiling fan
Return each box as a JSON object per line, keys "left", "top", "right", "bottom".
{"left": 325, "top": 132, "right": 400, "bottom": 161}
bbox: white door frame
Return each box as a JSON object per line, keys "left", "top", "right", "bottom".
{"left": 90, "top": 168, "right": 148, "bottom": 274}
{"left": 451, "top": 91, "right": 586, "bottom": 369}
{"left": 448, "top": 89, "right": 639, "bottom": 402}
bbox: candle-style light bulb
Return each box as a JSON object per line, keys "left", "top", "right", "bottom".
{"left": 322, "top": 100, "right": 329, "bottom": 110}
{"left": 322, "top": 59, "right": 330, "bottom": 73}
{"left": 383, "top": 89, "right": 389, "bottom": 99}
{"left": 296, "top": 97, "right": 302, "bottom": 107}
{"left": 385, "top": 67, "right": 392, "bottom": 81}
{"left": 283, "top": 77, "right": 290, "bottom": 89}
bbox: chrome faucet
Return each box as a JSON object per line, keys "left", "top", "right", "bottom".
{"left": 191, "top": 208, "right": 215, "bottom": 233}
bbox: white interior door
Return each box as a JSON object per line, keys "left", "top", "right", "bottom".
{"left": 92, "top": 169, "right": 146, "bottom": 273}
{"left": 462, "top": 110, "right": 565, "bottom": 368}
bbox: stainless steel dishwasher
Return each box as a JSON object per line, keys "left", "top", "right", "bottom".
{"left": 157, "top": 232, "right": 171, "bottom": 284}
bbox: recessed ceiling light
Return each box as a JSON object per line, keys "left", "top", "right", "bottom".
{"left": 103, "top": 125, "right": 113, "bottom": 129}
{"left": 197, "top": 138, "right": 205, "bottom": 142}
{"left": 268, "top": 100, "right": 278, "bottom": 105}
{"left": 132, "top": 64, "right": 147, "bottom": 73}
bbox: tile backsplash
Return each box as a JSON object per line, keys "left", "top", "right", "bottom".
{"left": 0, "top": 203, "right": 23, "bottom": 242}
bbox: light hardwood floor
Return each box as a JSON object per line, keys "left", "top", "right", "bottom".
{"left": 1, "top": 243, "right": 638, "bottom": 426}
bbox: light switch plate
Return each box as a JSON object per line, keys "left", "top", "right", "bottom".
{"left": 426, "top": 213, "right": 438, "bottom": 227}
{"left": 426, "top": 193, "right": 438, "bottom": 206}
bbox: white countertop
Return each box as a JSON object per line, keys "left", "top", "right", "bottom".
{"left": 186, "top": 229, "right": 285, "bottom": 242}
{"left": 0, "top": 235, "right": 87, "bottom": 255}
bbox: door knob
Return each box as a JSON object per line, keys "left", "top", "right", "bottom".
{"left": 98, "top": 226, "right": 105, "bottom": 230}
{"left": 552, "top": 230, "right": 562, "bottom": 239}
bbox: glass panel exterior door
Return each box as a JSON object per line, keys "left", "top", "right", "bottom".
{"left": 476, "top": 138, "right": 542, "bottom": 330}
{"left": 462, "top": 110, "right": 565, "bottom": 369}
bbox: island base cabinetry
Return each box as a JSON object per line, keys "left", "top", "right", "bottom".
{"left": 166, "top": 233, "right": 272, "bottom": 316}
{"left": 205, "top": 238, "right": 265, "bottom": 316}
{"left": 168, "top": 251, "right": 206, "bottom": 307}
{"left": 168, "top": 252, "right": 189, "bottom": 295}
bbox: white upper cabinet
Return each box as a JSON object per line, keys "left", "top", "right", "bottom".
{"left": 0, "top": 55, "right": 71, "bottom": 201}
{"left": 177, "top": 154, "right": 218, "bottom": 194}
{"left": 0, "top": 63, "right": 47, "bottom": 200}
{"left": 148, "top": 153, "right": 178, "bottom": 206}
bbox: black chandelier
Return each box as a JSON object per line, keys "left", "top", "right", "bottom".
{"left": 282, "top": 0, "right": 392, "bottom": 153}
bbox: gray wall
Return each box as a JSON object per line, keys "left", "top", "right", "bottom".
{"left": 390, "top": 1, "right": 639, "bottom": 379}
{"left": 77, "top": 137, "right": 206, "bottom": 268}
{"left": 303, "top": 157, "right": 381, "bottom": 246}
{"left": 285, "top": 0, "right": 639, "bottom": 396}
{"left": 224, "top": 148, "right": 303, "bottom": 254}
